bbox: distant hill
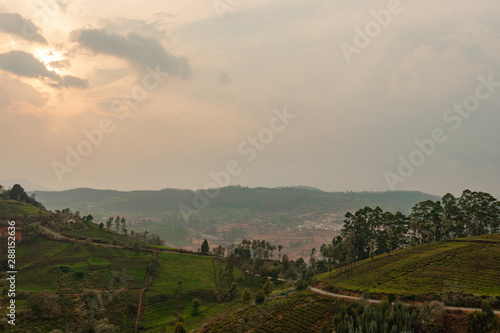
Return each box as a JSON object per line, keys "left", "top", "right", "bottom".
{"left": 0, "top": 178, "right": 52, "bottom": 191}
{"left": 32, "top": 186, "right": 440, "bottom": 221}
{"left": 30, "top": 187, "right": 441, "bottom": 250}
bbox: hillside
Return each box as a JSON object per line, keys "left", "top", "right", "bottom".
{"left": 316, "top": 234, "right": 500, "bottom": 305}
{"left": 0, "top": 198, "right": 279, "bottom": 332}
{"left": 2, "top": 195, "right": 499, "bottom": 332}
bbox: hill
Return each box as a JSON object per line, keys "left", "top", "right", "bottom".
{"left": 316, "top": 234, "right": 500, "bottom": 306}
{"left": 32, "top": 187, "right": 439, "bottom": 219}
{"left": 30, "top": 187, "right": 440, "bottom": 254}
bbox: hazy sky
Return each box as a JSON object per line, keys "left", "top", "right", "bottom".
{"left": 0, "top": 0, "right": 499, "bottom": 197}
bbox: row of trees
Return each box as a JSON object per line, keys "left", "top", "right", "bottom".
{"left": 319, "top": 190, "right": 499, "bottom": 271}
{"left": 104, "top": 216, "right": 127, "bottom": 234}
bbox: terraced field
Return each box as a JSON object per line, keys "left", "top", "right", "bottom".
{"left": 317, "top": 234, "right": 500, "bottom": 297}
{"left": 200, "top": 292, "right": 342, "bottom": 333}
{"left": 142, "top": 252, "right": 216, "bottom": 330}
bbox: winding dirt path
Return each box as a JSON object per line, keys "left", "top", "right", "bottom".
{"left": 135, "top": 272, "right": 153, "bottom": 333}
{"left": 310, "top": 287, "right": 500, "bottom": 315}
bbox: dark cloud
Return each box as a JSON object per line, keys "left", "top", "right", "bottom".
{"left": 73, "top": 28, "right": 190, "bottom": 78}
{"left": 0, "top": 51, "right": 88, "bottom": 89}
{"left": 50, "top": 75, "right": 90, "bottom": 89}
{"left": 0, "top": 12, "right": 47, "bottom": 44}
{"left": 48, "top": 59, "right": 71, "bottom": 69}
{"left": 0, "top": 50, "right": 57, "bottom": 79}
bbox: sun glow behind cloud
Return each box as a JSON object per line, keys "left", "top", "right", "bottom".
{"left": 34, "top": 49, "right": 64, "bottom": 74}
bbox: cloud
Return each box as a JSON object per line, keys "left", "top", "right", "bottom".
{"left": 48, "top": 59, "right": 71, "bottom": 69}
{"left": 0, "top": 50, "right": 88, "bottom": 89}
{"left": 217, "top": 70, "right": 233, "bottom": 84}
{"left": 73, "top": 28, "right": 190, "bottom": 78}
{"left": 101, "top": 14, "right": 175, "bottom": 41}
{"left": 51, "top": 75, "right": 90, "bottom": 89}
{"left": 56, "top": 0, "right": 72, "bottom": 13}
{"left": 0, "top": 76, "right": 48, "bottom": 109}
{"left": 0, "top": 12, "right": 47, "bottom": 44}
{"left": 0, "top": 50, "right": 57, "bottom": 79}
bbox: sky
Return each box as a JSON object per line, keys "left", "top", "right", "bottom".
{"left": 0, "top": 0, "right": 499, "bottom": 197}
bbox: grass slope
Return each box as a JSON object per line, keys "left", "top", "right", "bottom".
{"left": 317, "top": 234, "right": 500, "bottom": 298}
{"left": 0, "top": 197, "right": 46, "bottom": 217}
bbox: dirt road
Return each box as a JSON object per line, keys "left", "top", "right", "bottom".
{"left": 310, "top": 287, "right": 500, "bottom": 315}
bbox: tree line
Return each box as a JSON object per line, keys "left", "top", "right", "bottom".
{"left": 320, "top": 189, "right": 500, "bottom": 273}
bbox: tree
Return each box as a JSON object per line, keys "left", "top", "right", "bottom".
{"left": 263, "top": 279, "right": 274, "bottom": 295}
{"left": 93, "top": 318, "right": 115, "bottom": 333}
{"left": 191, "top": 298, "right": 201, "bottom": 316}
{"left": 106, "top": 217, "right": 113, "bottom": 230}
{"left": 120, "top": 217, "right": 127, "bottom": 234}
{"left": 228, "top": 283, "right": 239, "bottom": 300}
{"left": 114, "top": 216, "right": 120, "bottom": 233}
{"left": 255, "top": 290, "right": 266, "bottom": 305}
{"left": 27, "top": 290, "right": 60, "bottom": 319}
{"left": 295, "top": 278, "right": 308, "bottom": 291}
{"left": 174, "top": 322, "right": 186, "bottom": 333}
{"left": 133, "top": 242, "right": 140, "bottom": 254}
{"left": 467, "top": 301, "right": 500, "bottom": 333}
{"left": 242, "top": 288, "right": 251, "bottom": 303}
{"left": 201, "top": 239, "right": 209, "bottom": 254}
{"left": 278, "top": 244, "right": 283, "bottom": 261}
{"left": 387, "top": 228, "right": 394, "bottom": 255}
{"left": 85, "top": 214, "right": 94, "bottom": 224}
{"left": 9, "top": 184, "right": 30, "bottom": 202}
{"left": 99, "top": 223, "right": 104, "bottom": 230}
{"left": 369, "top": 239, "right": 375, "bottom": 261}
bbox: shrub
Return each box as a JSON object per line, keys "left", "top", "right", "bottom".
{"left": 174, "top": 322, "right": 186, "bottom": 333}
{"left": 295, "top": 278, "right": 308, "bottom": 291}
{"left": 191, "top": 298, "right": 201, "bottom": 316}
{"left": 263, "top": 279, "right": 274, "bottom": 295}
{"left": 243, "top": 288, "right": 252, "bottom": 303}
{"left": 255, "top": 290, "right": 266, "bottom": 305}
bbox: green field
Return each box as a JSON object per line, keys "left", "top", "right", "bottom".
{"left": 64, "top": 222, "right": 140, "bottom": 246}
{"left": 317, "top": 234, "right": 500, "bottom": 298}
{"left": 16, "top": 238, "right": 152, "bottom": 293}
{"left": 0, "top": 198, "right": 46, "bottom": 217}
